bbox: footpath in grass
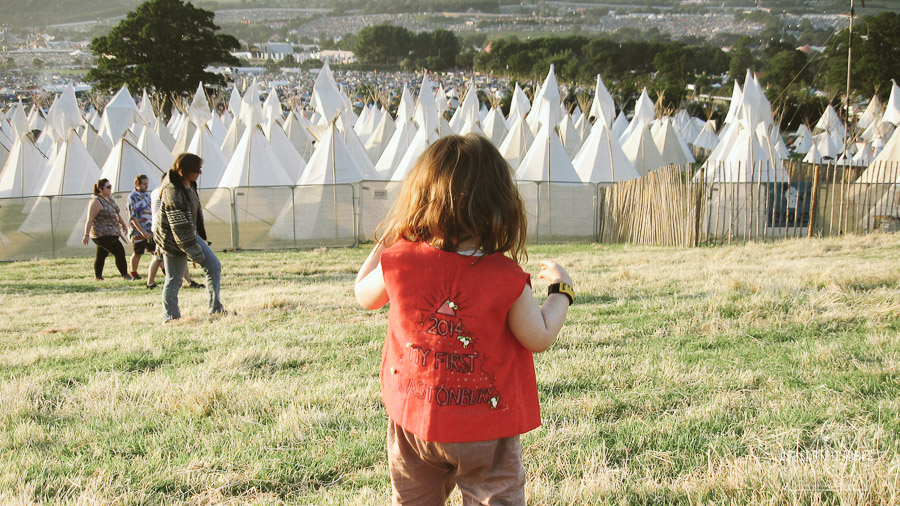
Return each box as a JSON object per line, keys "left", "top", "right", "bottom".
{"left": 0, "top": 235, "right": 898, "bottom": 505}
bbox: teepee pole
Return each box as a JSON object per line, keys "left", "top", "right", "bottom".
{"left": 331, "top": 117, "right": 339, "bottom": 243}
{"left": 844, "top": 0, "right": 856, "bottom": 154}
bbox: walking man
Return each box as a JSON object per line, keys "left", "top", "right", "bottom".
{"left": 126, "top": 174, "right": 153, "bottom": 280}
{"left": 154, "top": 153, "right": 227, "bottom": 321}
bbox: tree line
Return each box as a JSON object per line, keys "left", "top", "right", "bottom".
{"left": 352, "top": 25, "right": 460, "bottom": 71}
{"left": 352, "top": 13, "right": 899, "bottom": 127}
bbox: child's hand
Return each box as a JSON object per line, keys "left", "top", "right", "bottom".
{"left": 538, "top": 261, "right": 572, "bottom": 286}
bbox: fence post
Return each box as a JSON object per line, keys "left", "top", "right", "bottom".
{"left": 351, "top": 183, "right": 358, "bottom": 247}
{"left": 693, "top": 165, "right": 704, "bottom": 246}
{"left": 230, "top": 188, "right": 240, "bottom": 250}
{"left": 808, "top": 164, "right": 821, "bottom": 238}
{"left": 291, "top": 186, "right": 297, "bottom": 247}
{"left": 535, "top": 182, "right": 542, "bottom": 243}
{"left": 593, "top": 183, "right": 600, "bottom": 243}
{"left": 356, "top": 182, "right": 364, "bottom": 245}
{"left": 49, "top": 196, "right": 57, "bottom": 259}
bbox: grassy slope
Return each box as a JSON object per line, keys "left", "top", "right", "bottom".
{"left": 1, "top": 236, "right": 898, "bottom": 504}
{"left": 3, "top": 0, "right": 895, "bottom": 28}
{"left": 0, "top": 0, "right": 133, "bottom": 26}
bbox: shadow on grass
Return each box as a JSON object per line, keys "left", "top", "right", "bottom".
{"left": 0, "top": 281, "right": 136, "bottom": 295}
{"left": 114, "top": 353, "right": 172, "bottom": 373}
{"left": 237, "top": 272, "right": 355, "bottom": 287}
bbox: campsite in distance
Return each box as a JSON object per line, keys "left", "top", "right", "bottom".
{"left": 1, "top": 0, "right": 900, "bottom": 503}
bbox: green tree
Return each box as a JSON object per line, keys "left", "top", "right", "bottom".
{"left": 729, "top": 36, "right": 757, "bottom": 80}
{"left": 653, "top": 44, "right": 691, "bottom": 86}
{"left": 87, "top": 0, "right": 239, "bottom": 97}
{"left": 263, "top": 59, "right": 280, "bottom": 72}
{"left": 426, "top": 29, "right": 461, "bottom": 69}
{"left": 762, "top": 49, "right": 810, "bottom": 99}
{"left": 824, "top": 12, "right": 900, "bottom": 101}
{"left": 456, "top": 48, "right": 476, "bottom": 70}
{"left": 353, "top": 25, "right": 413, "bottom": 65}
{"left": 279, "top": 53, "right": 296, "bottom": 67}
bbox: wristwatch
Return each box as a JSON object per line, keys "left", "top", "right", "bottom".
{"left": 547, "top": 282, "right": 575, "bottom": 305}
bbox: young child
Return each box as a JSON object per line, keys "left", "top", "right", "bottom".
{"left": 355, "top": 134, "right": 574, "bottom": 505}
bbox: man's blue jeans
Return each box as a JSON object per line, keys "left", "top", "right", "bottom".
{"left": 162, "top": 238, "right": 223, "bottom": 321}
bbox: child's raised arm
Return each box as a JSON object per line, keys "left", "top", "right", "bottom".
{"left": 355, "top": 242, "right": 389, "bottom": 309}
{"left": 507, "top": 261, "right": 572, "bottom": 353}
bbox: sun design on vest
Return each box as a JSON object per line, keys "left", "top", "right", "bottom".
{"left": 436, "top": 299, "right": 458, "bottom": 316}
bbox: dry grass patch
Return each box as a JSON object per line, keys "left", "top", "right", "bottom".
{"left": 2, "top": 235, "right": 900, "bottom": 504}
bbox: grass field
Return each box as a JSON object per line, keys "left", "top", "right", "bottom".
{"left": 1, "top": 235, "right": 899, "bottom": 505}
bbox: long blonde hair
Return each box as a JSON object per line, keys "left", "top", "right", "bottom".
{"left": 378, "top": 134, "right": 528, "bottom": 263}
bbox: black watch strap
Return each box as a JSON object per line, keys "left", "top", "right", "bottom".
{"left": 547, "top": 282, "right": 574, "bottom": 305}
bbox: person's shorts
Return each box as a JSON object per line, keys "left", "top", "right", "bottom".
{"left": 133, "top": 238, "right": 155, "bottom": 255}
{"left": 386, "top": 419, "right": 525, "bottom": 505}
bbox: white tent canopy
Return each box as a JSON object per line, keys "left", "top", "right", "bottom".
{"left": 188, "top": 82, "right": 213, "bottom": 127}
{"left": 186, "top": 125, "right": 229, "bottom": 189}
{"left": 691, "top": 120, "right": 719, "bottom": 151}
{"left": 373, "top": 119, "right": 416, "bottom": 180}
{"left": 363, "top": 110, "right": 397, "bottom": 165}
{"left": 652, "top": 117, "right": 695, "bottom": 166}
{"left": 97, "top": 85, "right": 141, "bottom": 147}
{"left": 572, "top": 122, "right": 639, "bottom": 183}
{"left": 508, "top": 82, "right": 531, "bottom": 120}
{"left": 99, "top": 138, "right": 165, "bottom": 192}
{"left": 0, "top": 135, "right": 49, "bottom": 198}
{"left": 498, "top": 115, "right": 534, "bottom": 170}
{"left": 34, "top": 130, "right": 101, "bottom": 196}
{"left": 589, "top": 73, "right": 616, "bottom": 127}
{"left": 882, "top": 80, "right": 900, "bottom": 126}
{"left": 217, "top": 125, "right": 293, "bottom": 188}
{"left": 515, "top": 123, "right": 580, "bottom": 182}
{"left": 299, "top": 121, "right": 370, "bottom": 185}
{"left": 621, "top": 122, "right": 667, "bottom": 177}
{"left": 137, "top": 127, "right": 175, "bottom": 173}
{"left": 43, "top": 84, "right": 84, "bottom": 141}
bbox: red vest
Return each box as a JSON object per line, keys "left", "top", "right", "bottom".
{"left": 380, "top": 239, "right": 540, "bottom": 443}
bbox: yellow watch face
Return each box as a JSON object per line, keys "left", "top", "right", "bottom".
{"left": 549, "top": 282, "right": 575, "bottom": 304}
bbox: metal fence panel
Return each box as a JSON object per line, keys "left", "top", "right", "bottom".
{"left": 1, "top": 196, "right": 56, "bottom": 260}
{"left": 232, "top": 186, "right": 297, "bottom": 250}
{"left": 529, "top": 182, "right": 597, "bottom": 242}
{"left": 517, "top": 182, "right": 540, "bottom": 240}
{"left": 199, "top": 188, "right": 236, "bottom": 250}
{"left": 271, "top": 184, "right": 357, "bottom": 248}
{"left": 358, "top": 181, "right": 401, "bottom": 242}
{"left": 2, "top": 193, "right": 127, "bottom": 260}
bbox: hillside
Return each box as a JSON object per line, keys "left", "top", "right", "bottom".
{"left": 0, "top": 0, "right": 135, "bottom": 27}
{"left": 1, "top": 0, "right": 896, "bottom": 29}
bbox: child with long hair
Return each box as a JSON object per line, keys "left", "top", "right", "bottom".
{"left": 355, "top": 134, "right": 574, "bottom": 505}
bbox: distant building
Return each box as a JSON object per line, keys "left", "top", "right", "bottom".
{"left": 314, "top": 50, "right": 356, "bottom": 64}
{"left": 0, "top": 31, "right": 25, "bottom": 49}
{"left": 255, "top": 42, "right": 295, "bottom": 61}
{"left": 231, "top": 51, "right": 254, "bottom": 61}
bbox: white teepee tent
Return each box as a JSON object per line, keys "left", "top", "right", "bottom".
{"left": 588, "top": 73, "right": 616, "bottom": 127}
{"left": 572, "top": 122, "right": 639, "bottom": 183}
{"left": 0, "top": 135, "right": 49, "bottom": 198}
{"left": 99, "top": 138, "right": 165, "bottom": 192}
{"left": 97, "top": 86, "right": 140, "bottom": 147}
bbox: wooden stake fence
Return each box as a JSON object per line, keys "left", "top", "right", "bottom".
{"left": 596, "top": 160, "right": 900, "bottom": 247}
